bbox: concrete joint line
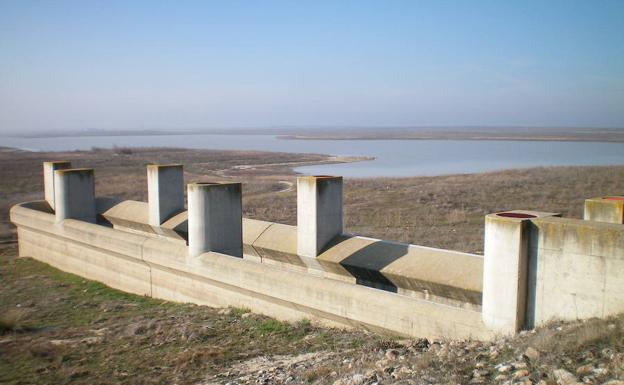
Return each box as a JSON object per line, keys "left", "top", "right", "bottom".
{"left": 250, "top": 223, "right": 275, "bottom": 263}
{"left": 139, "top": 237, "right": 154, "bottom": 298}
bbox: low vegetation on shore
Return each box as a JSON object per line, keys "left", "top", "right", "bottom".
{"left": 1, "top": 146, "right": 623, "bottom": 384}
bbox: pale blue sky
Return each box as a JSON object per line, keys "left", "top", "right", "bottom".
{"left": 1, "top": 0, "right": 623, "bottom": 133}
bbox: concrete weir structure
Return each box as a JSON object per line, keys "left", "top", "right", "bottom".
{"left": 9, "top": 162, "right": 624, "bottom": 339}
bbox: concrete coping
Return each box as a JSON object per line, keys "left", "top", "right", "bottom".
{"left": 189, "top": 181, "right": 240, "bottom": 187}
{"left": 299, "top": 175, "right": 343, "bottom": 181}
{"left": 146, "top": 163, "right": 183, "bottom": 169}
{"left": 532, "top": 214, "right": 624, "bottom": 228}
{"left": 487, "top": 210, "right": 560, "bottom": 222}
{"left": 602, "top": 196, "right": 624, "bottom": 201}
{"left": 496, "top": 212, "right": 536, "bottom": 219}
{"left": 55, "top": 168, "right": 94, "bottom": 175}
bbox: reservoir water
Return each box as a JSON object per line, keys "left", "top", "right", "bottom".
{"left": 2, "top": 134, "right": 624, "bottom": 178}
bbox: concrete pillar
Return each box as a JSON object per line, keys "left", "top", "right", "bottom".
{"left": 297, "top": 175, "right": 343, "bottom": 258}
{"left": 482, "top": 210, "right": 560, "bottom": 334}
{"left": 147, "top": 164, "right": 184, "bottom": 226}
{"left": 187, "top": 182, "right": 242, "bottom": 258}
{"left": 43, "top": 161, "right": 71, "bottom": 209}
{"left": 584, "top": 196, "right": 624, "bottom": 224}
{"left": 54, "top": 168, "right": 96, "bottom": 223}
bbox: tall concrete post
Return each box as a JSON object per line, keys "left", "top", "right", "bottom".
{"left": 147, "top": 164, "right": 184, "bottom": 226}
{"left": 187, "top": 182, "right": 242, "bottom": 258}
{"left": 584, "top": 196, "right": 624, "bottom": 224}
{"left": 297, "top": 176, "right": 343, "bottom": 258}
{"left": 482, "top": 210, "right": 558, "bottom": 334}
{"left": 54, "top": 168, "right": 96, "bottom": 223}
{"left": 43, "top": 161, "right": 72, "bottom": 209}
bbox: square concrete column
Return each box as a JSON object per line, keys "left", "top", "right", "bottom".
{"left": 297, "top": 175, "right": 343, "bottom": 258}
{"left": 53, "top": 168, "right": 96, "bottom": 223}
{"left": 584, "top": 196, "right": 624, "bottom": 224}
{"left": 147, "top": 164, "right": 185, "bottom": 226}
{"left": 187, "top": 182, "right": 242, "bottom": 258}
{"left": 43, "top": 161, "right": 72, "bottom": 209}
{"left": 482, "top": 210, "right": 558, "bottom": 334}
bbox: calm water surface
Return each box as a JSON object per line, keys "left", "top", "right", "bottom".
{"left": 2, "top": 134, "right": 624, "bottom": 178}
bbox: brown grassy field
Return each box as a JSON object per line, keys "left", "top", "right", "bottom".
{"left": 2, "top": 146, "right": 623, "bottom": 253}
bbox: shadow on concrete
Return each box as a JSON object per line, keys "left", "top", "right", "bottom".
{"left": 339, "top": 240, "right": 409, "bottom": 293}
{"left": 96, "top": 196, "right": 121, "bottom": 227}
{"left": 525, "top": 221, "right": 540, "bottom": 330}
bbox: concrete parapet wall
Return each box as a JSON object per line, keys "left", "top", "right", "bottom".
{"left": 527, "top": 216, "right": 624, "bottom": 327}
{"left": 584, "top": 196, "right": 624, "bottom": 224}
{"left": 12, "top": 161, "right": 624, "bottom": 339}
{"left": 10, "top": 201, "right": 492, "bottom": 339}
{"left": 99, "top": 200, "right": 483, "bottom": 309}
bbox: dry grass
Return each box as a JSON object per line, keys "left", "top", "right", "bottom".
{"left": 0, "top": 146, "right": 328, "bottom": 241}
{"left": 246, "top": 166, "right": 624, "bottom": 252}
{"left": 0, "top": 245, "right": 379, "bottom": 384}
{"left": 1, "top": 147, "right": 623, "bottom": 253}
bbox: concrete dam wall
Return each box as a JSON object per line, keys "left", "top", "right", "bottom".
{"left": 9, "top": 161, "right": 624, "bottom": 339}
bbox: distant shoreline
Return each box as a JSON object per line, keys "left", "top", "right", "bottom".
{"left": 278, "top": 134, "right": 624, "bottom": 143}
{"left": 7, "top": 126, "right": 624, "bottom": 143}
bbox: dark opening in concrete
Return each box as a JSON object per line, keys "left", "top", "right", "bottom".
{"left": 496, "top": 212, "right": 537, "bottom": 219}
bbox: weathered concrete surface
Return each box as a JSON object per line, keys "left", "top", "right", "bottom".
{"left": 297, "top": 176, "right": 343, "bottom": 258}
{"left": 147, "top": 164, "right": 185, "bottom": 226}
{"left": 527, "top": 216, "right": 624, "bottom": 327}
{"left": 188, "top": 182, "right": 242, "bottom": 258}
{"left": 319, "top": 236, "right": 484, "bottom": 308}
{"left": 584, "top": 196, "right": 624, "bottom": 224}
{"left": 43, "top": 161, "right": 71, "bottom": 209}
{"left": 98, "top": 199, "right": 484, "bottom": 309}
{"left": 102, "top": 200, "right": 187, "bottom": 243}
{"left": 53, "top": 168, "right": 96, "bottom": 223}
{"left": 10, "top": 201, "right": 493, "bottom": 340}
{"left": 12, "top": 204, "right": 151, "bottom": 296}
{"left": 482, "top": 210, "right": 559, "bottom": 334}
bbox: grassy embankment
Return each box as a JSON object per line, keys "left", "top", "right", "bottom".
{"left": 1, "top": 146, "right": 623, "bottom": 384}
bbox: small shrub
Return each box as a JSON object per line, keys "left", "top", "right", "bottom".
{"left": 230, "top": 307, "right": 251, "bottom": 317}
{"left": 255, "top": 319, "right": 290, "bottom": 335}
{"left": 0, "top": 309, "right": 24, "bottom": 334}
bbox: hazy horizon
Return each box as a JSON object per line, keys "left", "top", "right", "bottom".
{"left": 1, "top": 1, "right": 623, "bottom": 134}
